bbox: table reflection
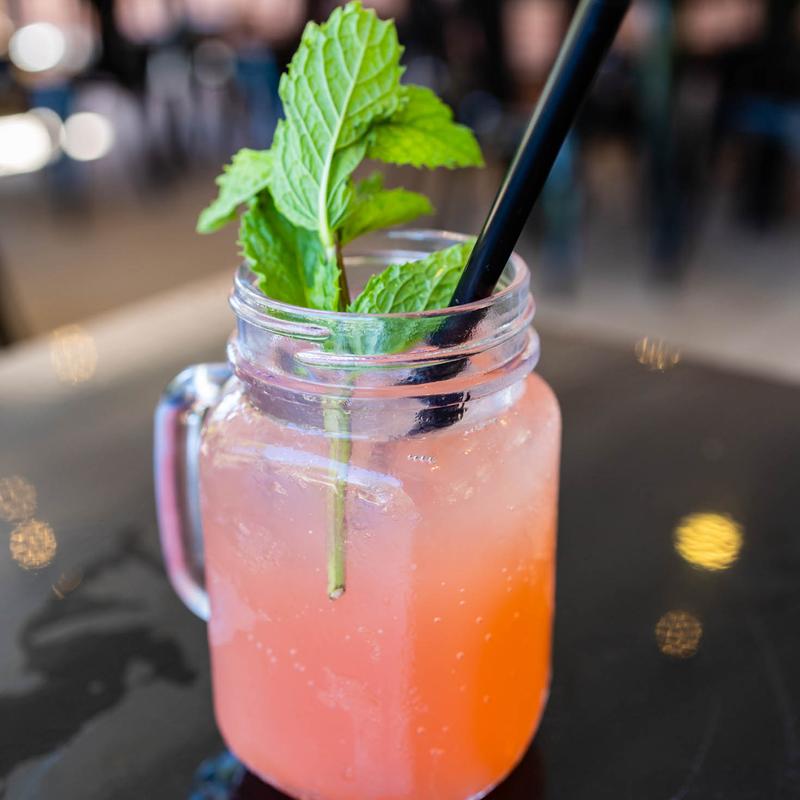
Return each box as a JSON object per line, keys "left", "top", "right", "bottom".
{"left": 189, "top": 746, "right": 546, "bottom": 800}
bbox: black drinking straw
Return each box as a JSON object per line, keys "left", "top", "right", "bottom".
{"left": 411, "top": 0, "right": 631, "bottom": 434}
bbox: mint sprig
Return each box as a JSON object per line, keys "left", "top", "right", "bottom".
{"left": 197, "top": 1, "right": 484, "bottom": 599}
{"left": 269, "top": 2, "right": 404, "bottom": 267}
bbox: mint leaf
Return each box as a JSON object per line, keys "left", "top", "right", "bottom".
{"left": 368, "top": 85, "right": 484, "bottom": 169}
{"left": 340, "top": 172, "right": 434, "bottom": 245}
{"left": 345, "top": 239, "right": 473, "bottom": 354}
{"left": 239, "top": 193, "right": 339, "bottom": 310}
{"left": 268, "top": 2, "right": 404, "bottom": 249}
{"left": 349, "top": 239, "right": 474, "bottom": 315}
{"left": 197, "top": 149, "right": 272, "bottom": 233}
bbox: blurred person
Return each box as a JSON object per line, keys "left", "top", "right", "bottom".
{"left": 449, "top": 0, "right": 509, "bottom": 105}
{"left": 113, "top": 0, "right": 193, "bottom": 183}
{"left": 189, "top": 36, "right": 239, "bottom": 160}
{"left": 725, "top": 0, "right": 800, "bottom": 229}
{"left": 230, "top": 0, "right": 306, "bottom": 148}
{"left": 668, "top": 0, "right": 768, "bottom": 250}
{"left": 8, "top": 0, "right": 99, "bottom": 205}
{"left": 503, "top": 0, "right": 583, "bottom": 291}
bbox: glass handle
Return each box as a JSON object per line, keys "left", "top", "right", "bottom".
{"left": 154, "top": 363, "right": 231, "bottom": 621}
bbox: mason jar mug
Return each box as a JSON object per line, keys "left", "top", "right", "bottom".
{"left": 154, "top": 230, "right": 561, "bottom": 800}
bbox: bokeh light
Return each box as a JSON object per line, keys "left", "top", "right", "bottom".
{"left": 0, "top": 112, "right": 56, "bottom": 176}
{"left": 29, "top": 107, "right": 65, "bottom": 153}
{"left": 655, "top": 610, "right": 703, "bottom": 659}
{"left": 49, "top": 324, "right": 98, "bottom": 384}
{"left": 10, "top": 519, "right": 57, "bottom": 570}
{"left": 0, "top": 476, "right": 37, "bottom": 521}
{"left": 62, "top": 112, "right": 114, "bottom": 162}
{"left": 9, "top": 22, "right": 66, "bottom": 72}
{"left": 635, "top": 337, "right": 681, "bottom": 371}
{"left": 674, "top": 511, "right": 743, "bottom": 571}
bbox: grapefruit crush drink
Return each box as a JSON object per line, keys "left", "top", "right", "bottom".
{"left": 156, "top": 4, "right": 560, "bottom": 796}
{"left": 155, "top": 231, "right": 561, "bottom": 800}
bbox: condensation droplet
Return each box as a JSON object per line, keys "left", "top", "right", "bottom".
{"left": 484, "top": 633, "right": 492, "bottom": 642}
{"left": 407, "top": 453, "right": 436, "bottom": 464}
{"left": 455, "top": 651, "right": 465, "bottom": 661}
{"left": 475, "top": 616, "right": 484, "bottom": 624}
{"left": 342, "top": 766, "right": 354, "bottom": 782}
{"left": 433, "top": 616, "right": 442, "bottom": 624}
{"left": 430, "top": 747, "right": 446, "bottom": 758}
{"left": 416, "top": 726, "right": 426, "bottom": 735}
{"left": 482, "top": 694, "right": 491, "bottom": 704}
{"left": 289, "top": 647, "right": 298, "bottom": 656}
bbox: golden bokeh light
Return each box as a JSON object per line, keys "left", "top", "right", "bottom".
{"left": 49, "top": 324, "right": 98, "bottom": 384}
{"left": 0, "top": 475, "right": 37, "bottom": 521}
{"left": 655, "top": 610, "right": 703, "bottom": 659}
{"left": 634, "top": 337, "right": 681, "bottom": 371}
{"left": 9, "top": 519, "right": 57, "bottom": 570}
{"left": 674, "top": 511, "right": 743, "bottom": 571}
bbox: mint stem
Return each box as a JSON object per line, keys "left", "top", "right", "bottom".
{"left": 323, "top": 242, "right": 352, "bottom": 600}
{"left": 336, "top": 244, "right": 351, "bottom": 312}
{"left": 323, "top": 398, "right": 351, "bottom": 599}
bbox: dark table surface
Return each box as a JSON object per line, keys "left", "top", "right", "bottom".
{"left": 1, "top": 329, "right": 799, "bottom": 800}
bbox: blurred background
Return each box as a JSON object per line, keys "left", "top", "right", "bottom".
{"left": 0, "top": 0, "right": 798, "bottom": 378}
{"left": 0, "top": 6, "right": 798, "bottom": 795}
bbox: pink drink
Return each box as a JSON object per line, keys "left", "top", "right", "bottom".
{"left": 200, "top": 372, "right": 559, "bottom": 800}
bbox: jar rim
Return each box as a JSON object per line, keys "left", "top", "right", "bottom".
{"left": 230, "top": 228, "right": 530, "bottom": 326}
{"left": 228, "top": 228, "right": 537, "bottom": 391}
